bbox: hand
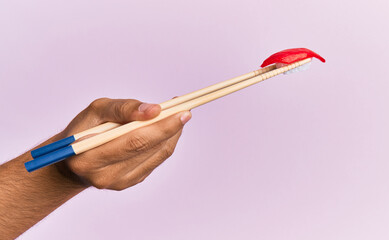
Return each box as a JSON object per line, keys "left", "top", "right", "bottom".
{"left": 57, "top": 98, "right": 191, "bottom": 190}
{"left": 0, "top": 97, "right": 192, "bottom": 238}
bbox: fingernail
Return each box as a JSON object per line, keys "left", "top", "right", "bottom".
{"left": 138, "top": 103, "right": 154, "bottom": 112}
{"left": 180, "top": 111, "right": 192, "bottom": 125}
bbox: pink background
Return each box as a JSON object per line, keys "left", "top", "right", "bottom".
{"left": 1, "top": 0, "right": 388, "bottom": 239}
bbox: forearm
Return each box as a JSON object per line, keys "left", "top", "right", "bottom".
{"left": 0, "top": 134, "right": 87, "bottom": 239}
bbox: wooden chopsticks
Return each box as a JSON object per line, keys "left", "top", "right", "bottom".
{"left": 30, "top": 64, "right": 277, "bottom": 159}
{"left": 25, "top": 58, "right": 311, "bottom": 172}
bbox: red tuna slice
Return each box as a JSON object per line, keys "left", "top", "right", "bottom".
{"left": 261, "top": 48, "right": 325, "bottom": 68}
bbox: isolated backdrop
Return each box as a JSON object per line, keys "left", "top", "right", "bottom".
{"left": 1, "top": 0, "right": 388, "bottom": 239}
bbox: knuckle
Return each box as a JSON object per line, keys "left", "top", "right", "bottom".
{"left": 126, "top": 179, "right": 138, "bottom": 188}
{"left": 161, "top": 146, "right": 175, "bottom": 159}
{"left": 160, "top": 142, "right": 177, "bottom": 159}
{"left": 121, "top": 100, "right": 137, "bottom": 112}
{"left": 160, "top": 125, "right": 174, "bottom": 136}
{"left": 113, "top": 100, "right": 137, "bottom": 121}
{"left": 128, "top": 173, "right": 147, "bottom": 186}
{"left": 116, "top": 99, "right": 139, "bottom": 122}
{"left": 114, "top": 101, "right": 127, "bottom": 120}
{"left": 136, "top": 176, "right": 146, "bottom": 184}
{"left": 92, "top": 180, "right": 109, "bottom": 190}
{"left": 122, "top": 174, "right": 139, "bottom": 188}
{"left": 140, "top": 164, "right": 154, "bottom": 174}
{"left": 109, "top": 183, "right": 127, "bottom": 191}
{"left": 88, "top": 98, "right": 110, "bottom": 112}
{"left": 126, "top": 135, "right": 151, "bottom": 153}
{"left": 67, "top": 159, "right": 90, "bottom": 176}
{"left": 90, "top": 175, "right": 112, "bottom": 190}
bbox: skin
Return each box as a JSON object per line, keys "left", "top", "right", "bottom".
{"left": 0, "top": 98, "right": 191, "bottom": 239}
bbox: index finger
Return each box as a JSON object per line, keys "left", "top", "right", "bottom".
{"left": 84, "top": 111, "right": 191, "bottom": 165}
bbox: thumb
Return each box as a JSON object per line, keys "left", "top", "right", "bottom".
{"left": 99, "top": 99, "right": 161, "bottom": 123}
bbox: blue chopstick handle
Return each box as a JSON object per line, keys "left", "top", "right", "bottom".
{"left": 25, "top": 145, "right": 76, "bottom": 172}
{"left": 31, "top": 135, "right": 76, "bottom": 158}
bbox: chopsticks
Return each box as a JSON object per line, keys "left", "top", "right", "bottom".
{"left": 30, "top": 64, "right": 278, "bottom": 159}
{"left": 25, "top": 58, "right": 311, "bottom": 172}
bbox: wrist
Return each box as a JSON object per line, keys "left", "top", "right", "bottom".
{"left": 51, "top": 131, "right": 90, "bottom": 188}
{"left": 29, "top": 131, "right": 89, "bottom": 189}
{"left": 54, "top": 161, "right": 90, "bottom": 188}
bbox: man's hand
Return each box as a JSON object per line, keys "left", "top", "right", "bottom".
{"left": 0, "top": 98, "right": 191, "bottom": 239}
{"left": 59, "top": 98, "right": 191, "bottom": 190}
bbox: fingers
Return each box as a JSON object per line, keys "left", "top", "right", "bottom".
{"left": 125, "top": 111, "right": 189, "bottom": 151}
{"left": 109, "top": 129, "right": 183, "bottom": 190}
{"left": 76, "top": 127, "right": 184, "bottom": 190}
{"left": 88, "top": 98, "right": 161, "bottom": 124}
{"left": 65, "top": 97, "right": 193, "bottom": 191}
{"left": 92, "top": 111, "right": 191, "bottom": 165}
{"left": 128, "top": 129, "right": 183, "bottom": 179}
